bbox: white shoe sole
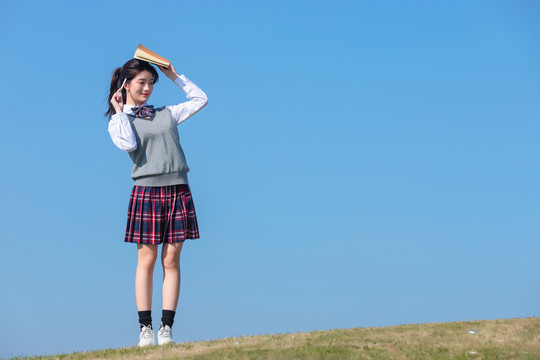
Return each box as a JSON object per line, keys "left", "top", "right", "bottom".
{"left": 138, "top": 339, "right": 155, "bottom": 347}
{"left": 158, "top": 339, "right": 174, "bottom": 345}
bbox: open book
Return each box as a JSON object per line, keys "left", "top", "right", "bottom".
{"left": 133, "top": 44, "right": 170, "bottom": 68}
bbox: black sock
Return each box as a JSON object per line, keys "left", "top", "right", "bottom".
{"left": 161, "top": 310, "right": 176, "bottom": 328}
{"left": 138, "top": 310, "right": 152, "bottom": 329}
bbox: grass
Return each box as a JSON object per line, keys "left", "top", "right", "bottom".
{"left": 10, "top": 317, "right": 539, "bottom": 360}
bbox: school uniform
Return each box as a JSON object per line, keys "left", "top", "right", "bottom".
{"left": 108, "top": 74, "right": 208, "bottom": 245}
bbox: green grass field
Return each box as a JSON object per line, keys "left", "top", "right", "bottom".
{"left": 12, "top": 317, "right": 539, "bottom": 360}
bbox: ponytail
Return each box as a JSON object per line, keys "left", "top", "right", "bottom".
{"left": 104, "top": 59, "right": 159, "bottom": 119}
{"left": 104, "top": 67, "right": 124, "bottom": 119}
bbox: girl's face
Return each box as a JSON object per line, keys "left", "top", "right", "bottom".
{"left": 125, "top": 70, "right": 154, "bottom": 106}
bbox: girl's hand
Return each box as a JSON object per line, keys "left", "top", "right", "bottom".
{"left": 158, "top": 63, "right": 179, "bottom": 81}
{"left": 110, "top": 83, "right": 124, "bottom": 114}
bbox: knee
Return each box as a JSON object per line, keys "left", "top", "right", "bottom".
{"left": 161, "top": 256, "right": 180, "bottom": 271}
{"left": 138, "top": 255, "right": 157, "bottom": 271}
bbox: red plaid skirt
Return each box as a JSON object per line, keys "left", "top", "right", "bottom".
{"left": 124, "top": 184, "right": 200, "bottom": 244}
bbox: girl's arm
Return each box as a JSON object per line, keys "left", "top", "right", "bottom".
{"left": 159, "top": 64, "right": 208, "bottom": 125}
{"left": 108, "top": 112, "right": 137, "bottom": 152}
{"left": 108, "top": 84, "right": 137, "bottom": 152}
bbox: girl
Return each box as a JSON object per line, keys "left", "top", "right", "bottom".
{"left": 105, "top": 58, "right": 208, "bottom": 347}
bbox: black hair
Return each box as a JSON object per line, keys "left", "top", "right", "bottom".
{"left": 104, "top": 59, "right": 159, "bottom": 119}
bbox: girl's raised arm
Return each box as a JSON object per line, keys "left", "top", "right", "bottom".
{"left": 108, "top": 81, "right": 137, "bottom": 152}
{"left": 108, "top": 112, "right": 137, "bottom": 152}
{"left": 159, "top": 64, "right": 208, "bottom": 125}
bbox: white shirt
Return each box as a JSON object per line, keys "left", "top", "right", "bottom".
{"left": 108, "top": 74, "right": 208, "bottom": 152}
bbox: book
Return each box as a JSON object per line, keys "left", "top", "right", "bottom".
{"left": 133, "top": 44, "right": 170, "bottom": 68}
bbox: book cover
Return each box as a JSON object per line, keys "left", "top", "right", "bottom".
{"left": 133, "top": 44, "right": 170, "bottom": 68}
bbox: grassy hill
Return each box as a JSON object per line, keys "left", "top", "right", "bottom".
{"left": 15, "top": 317, "right": 539, "bottom": 360}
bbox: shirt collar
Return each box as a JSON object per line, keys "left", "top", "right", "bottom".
{"left": 123, "top": 102, "right": 149, "bottom": 115}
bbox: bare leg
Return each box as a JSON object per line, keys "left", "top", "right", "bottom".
{"left": 161, "top": 242, "right": 184, "bottom": 311}
{"left": 136, "top": 244, "right": 158, "bottom": 311}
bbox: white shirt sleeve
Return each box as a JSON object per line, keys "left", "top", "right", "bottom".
{"left": 166, "top": 74, "right": 208, "bottom": 125}
{"left": 108, "top": 112, "right": 137, "bottom": 152}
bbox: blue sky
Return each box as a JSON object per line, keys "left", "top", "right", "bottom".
{"left": 1, "top": 0, "right": 539, "bottom": 358}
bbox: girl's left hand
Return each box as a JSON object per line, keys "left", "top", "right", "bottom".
{"left": 158, "top": 63, "right": 179, "bottom": 81}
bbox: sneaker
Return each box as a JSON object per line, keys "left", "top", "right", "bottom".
{"left": 138, "top": 325, "right": 155, "bottom": 347}
{"left": 157, "top": 322, "right": 174, "bottom": 345}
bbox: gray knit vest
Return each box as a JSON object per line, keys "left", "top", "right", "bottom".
{"left": 127, "top": 107, "right": 189, "bottom": 186}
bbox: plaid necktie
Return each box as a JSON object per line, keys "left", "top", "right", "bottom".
{"left": 131, "top": 105, "right": 155, "bottom": 118}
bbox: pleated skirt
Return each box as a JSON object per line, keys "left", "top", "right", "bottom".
{"left": 124, "top": 184, "right": 200, "bottom": 244}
